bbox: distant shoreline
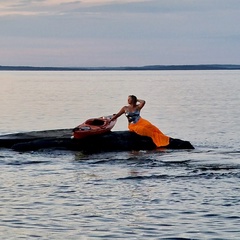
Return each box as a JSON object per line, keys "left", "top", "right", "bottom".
{"left": 1, "top": 64, "right": 240, "bottom": 71}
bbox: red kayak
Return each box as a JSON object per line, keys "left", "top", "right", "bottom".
{"left": 72, "top": 115, "right": 117, "bottom": 139}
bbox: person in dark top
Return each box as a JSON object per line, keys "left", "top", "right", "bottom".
{"left": 111, "top": 95, "right": 170, "bottom": 147}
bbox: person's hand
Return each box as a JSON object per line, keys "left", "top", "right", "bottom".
{"left": 110, "top": 114, "right": 116, "bottom": 122}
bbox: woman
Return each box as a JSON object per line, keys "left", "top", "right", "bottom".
{"left": 110, "top": 95, "right": 170, "bottom": 147}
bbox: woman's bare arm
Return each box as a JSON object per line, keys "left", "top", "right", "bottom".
{"left": 137, "top": 99, "right": 145, "bottom": 110}
{"left": 111, "top": 106, "right": 126, "bottom": 121}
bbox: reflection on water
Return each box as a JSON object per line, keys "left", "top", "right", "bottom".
{"left": 1, "top": 148, "right": 240, "bottom": 239}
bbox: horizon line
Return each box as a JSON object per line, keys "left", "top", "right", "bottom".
{"left": 1, "top": 64, "right": 240, "bottom": 71}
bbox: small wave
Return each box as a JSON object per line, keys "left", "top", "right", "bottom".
{"left": 7, "top": 160, "right": 50, "bottom": 166}
{"left": 117, "top": 168, "right": 240, "bottom": 181}
{"left": 117, "top": 174, "right": 169, "bottom": 181}
{"left": 163, "top": 238, "right": 195, "bottom": 240}
{"left": 196, "top": 164, "right": 240, "bottom": 171}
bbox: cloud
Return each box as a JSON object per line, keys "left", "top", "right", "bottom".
{"left": 0, "top": 0, "right": 76, "bottom": 16}
{"left": 1, "top": 0, "right": 240, "bottom": 66}
{"left": 0, "top": 0, "right": 144, "bottom": 16}
{"left": 1, "top": 0, "right": 240, "bottom": 16}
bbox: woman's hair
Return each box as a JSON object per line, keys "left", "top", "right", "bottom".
{"left": 129, "top": 95, "right": 137, "bottom": 104}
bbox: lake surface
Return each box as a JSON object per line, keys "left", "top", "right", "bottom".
{"left": 0, "top": 70, "right": 240, "bottom": 239}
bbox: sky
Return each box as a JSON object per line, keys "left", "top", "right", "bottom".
{"left": 0, "top": 0, "right": 240, "bottom": 67}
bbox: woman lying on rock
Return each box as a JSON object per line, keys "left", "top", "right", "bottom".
{"left": 110, "top": 95, "right": 170, "bottom": 147}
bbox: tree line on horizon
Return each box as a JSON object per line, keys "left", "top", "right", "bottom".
{"left": 0, "top": 64, "right": 240, "bottom": 71}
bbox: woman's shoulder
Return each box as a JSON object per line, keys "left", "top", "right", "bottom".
{"left": 120, "top": 105, "right": 128, "bottom": 112}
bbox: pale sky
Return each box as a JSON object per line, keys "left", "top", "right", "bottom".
{"left": 1, "top": 0, "right": 240, "bottom": 67}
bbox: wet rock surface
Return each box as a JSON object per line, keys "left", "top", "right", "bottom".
{"left": 0, "top": 129, "right": 194, "bottom": 152}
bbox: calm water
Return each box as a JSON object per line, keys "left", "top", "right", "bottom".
{"left": 0, "top": 71, "right": 240, "bottom": 239}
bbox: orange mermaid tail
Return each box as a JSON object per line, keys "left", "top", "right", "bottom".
{"left": 128, "top": 117, "right": 170, "bottom": 147}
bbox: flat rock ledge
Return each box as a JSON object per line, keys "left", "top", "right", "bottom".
{"left": 0, "top": 129, "right": 194, "bottom": 152}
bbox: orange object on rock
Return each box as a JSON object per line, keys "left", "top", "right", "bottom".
{"left": 128, "top": 117, "right": 170, "bottom": 147}
{"left": 72, "top": 115, "right": 117, "bottom": 139}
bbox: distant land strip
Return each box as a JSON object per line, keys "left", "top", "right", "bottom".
{"left": 1, "top": 64, "right": 240, "bottom": 71}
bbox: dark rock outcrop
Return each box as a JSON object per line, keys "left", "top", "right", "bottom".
{"left": 0, "top": 129, "right": 194, "bottom": 152}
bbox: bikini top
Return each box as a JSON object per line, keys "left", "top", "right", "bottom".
{"left": 125, "top": 109, "right": 140, "bottom": 123}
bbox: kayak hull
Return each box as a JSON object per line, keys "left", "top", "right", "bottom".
{"left": 72, "top": 115, "right": 117, "bottom": 139}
